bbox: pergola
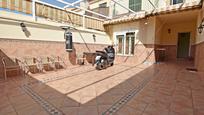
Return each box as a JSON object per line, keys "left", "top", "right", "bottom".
{"left": 33, "top": 0, "right": 144, "bottom": 21}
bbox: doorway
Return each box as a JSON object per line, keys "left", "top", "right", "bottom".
{"left": 177, "top": 32, "right": 190, "bottom": 58}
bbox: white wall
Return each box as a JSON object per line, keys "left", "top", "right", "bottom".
{"left": 196, "top": 3, "right": 204, "bottom": 44}
{"left": 110, "top": 0, "right": 200, "bottom": 16}
{"left": 112, "top": 0, "right": 129, "bottom": 16}
{"left": 111, "top": 17, "right": 156, "bottom": 44}
{"left": 0, "top": 11, "right": 111, "bottom": 45}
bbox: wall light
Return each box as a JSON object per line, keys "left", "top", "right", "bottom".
{"left": 93, "top": 34, "right": 96, "bottom": 42}
{"left": 20, "top": 22, "right": 26, "bottom": 32}
{"left": 198, "top": 19, "right": 204, "bottom": 34}
{"left": 20, "top": 22, "right": 31, "bottom": 37}
{"left": 168, "top": 28, "right": 171, "bottom": 34}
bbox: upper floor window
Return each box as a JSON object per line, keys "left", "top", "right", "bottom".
{"left": 99, "top": 2, "right": 107, "bottom": 8}
{"left": 129, "top": 0, "right": 142, "bottom": 12}
{"left": 172, "top": 0, "right": 183, "bottom": 5}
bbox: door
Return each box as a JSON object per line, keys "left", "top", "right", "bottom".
{"left": 177, "top": 33, "right": 190, "bottom": 58}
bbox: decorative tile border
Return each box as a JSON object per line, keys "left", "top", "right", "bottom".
{"left": 102, "top": 69, "right": 159, "bottom": 115}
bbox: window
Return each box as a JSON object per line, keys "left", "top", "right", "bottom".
{"left": 172, "top": 0, "right": 183, "bottom": 4}
{"left": 116, "top": 35, "right": 124, "bottom": 54}
{"left": 116, "top": 32, "right": 135, "bottom": 56}
{"left": 99, "top": 2, "right": 107, "bottom": 8}
{"left": 129, "top": 0, "right": 142, "bottom": 12}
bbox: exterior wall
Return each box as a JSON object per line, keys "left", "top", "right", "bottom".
{"left": 155, "top": 16, "right": 197, "bottom": 60}
{"left": 105, "top": 17, "right": 156, "bottom": 64}
{"left": 88, "top": 0, "right": 110, "bottom": 9}
{"left": 0, "top": 12, "right": 111, "bottom": 78}
{"left": 109, "top": 0, "right": 200, "bottom": 17}
{"left": 112, "top": 0, "right": 129, "bottom": 16}
{"left": 195, "top": 1, "right": 204, "bottom": 71}
{"left": 111, "top": 17, "right": 156, "bottom": 44}
{"left": 0, "top": 39, "right": 108, "bottom": 78}
{"left": 0, "top": 11, "right": 111, "bottom": 44}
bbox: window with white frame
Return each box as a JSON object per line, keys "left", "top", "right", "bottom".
{"left": 129, "top": 0, "right": 142, "bottom": 12}
{"left": 172, "top": 0, "right": 183, "bottom": 5}
{"left": 116, "top": 32, "right": 135, "bottom": 56}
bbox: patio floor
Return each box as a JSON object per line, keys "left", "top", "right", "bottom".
{"left": 0, "top": 61, "right": 204, "bottom": 115}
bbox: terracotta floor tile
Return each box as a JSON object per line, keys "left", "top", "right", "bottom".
{"left": 126, "top": 100, "right": 148, "bottom": 111}
{"left": 170, "top": 103, "right": 194, "bottom": 115}
{"left": 97, "top": 104, "right": 112, "bottom": 115}
{"left": 116, "top": 106, "right": 143, "bottom": 115}
{"left": 60, "top": 107, "right": 79, "bottom": 115}
{"left": 1, "top": 61, "right": 204, "bottom": 115}
{"left": 16, "top": 104, "right": 44, "bottom": 115}
{"left": 78, "top": 106, "right": 98, "bottom": 115}
{"left": 80, "top": 96, "right": 97, "bottom": 106}
{"left": 0, "top": 105, "right": 16, "bottom": 115}
{"left": 143, "top": 104, "right": 169, "bottom": 115}
{"left": 60, "top": 98, "right": 80, "bottom": 107}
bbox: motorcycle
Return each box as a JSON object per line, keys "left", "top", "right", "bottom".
{"left": 95, "top": 46, "right": 115, "bottom": 70}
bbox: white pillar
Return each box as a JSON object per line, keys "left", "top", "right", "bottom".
{"left": 32, "top": 0, "right": 36, "bottom": 21}
{"left": 83, "top": 15, "right": 85, "bottom": 28}
{"left": 109, "top": 0, "right": 113, "bottom": 18}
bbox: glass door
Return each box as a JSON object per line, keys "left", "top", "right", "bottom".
{"left": 116, "top": 35, "right": 124, "bottom": 54}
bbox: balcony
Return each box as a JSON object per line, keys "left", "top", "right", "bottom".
{"left": 0, "top": 0, "right": 105, "bottom": 31}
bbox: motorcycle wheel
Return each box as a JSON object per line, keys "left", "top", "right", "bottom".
{"left": 96, "top": 63, "right": 103, "bottom": 70}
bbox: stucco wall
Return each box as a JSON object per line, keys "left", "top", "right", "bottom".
{"left": 0, "top": 19, "right": 111, "bottom": 45}
{"left": 155, "top": 17, "right": 163, "bottom": 44}
{"left": 155, "top": 19, "right": 197, "bottom": 60}
{"left": 104, "top": 17, "right": 156, "bottom": 64}
{"left": 161, "top": 22, "right": 196, "bottom": 45}
{"left": 111, "top": 17, "right": 156, "bottom": 45}
{"left": 195, "top": 1, "right": 204, "bottom": 71}
{"left": 0, "top": 10, "right": 111, "bottom": 44}
{"left": 0, "top": 39, "right": 108, "bottom": 78}
{"left": 0, "top": 11, "right": 112, "bottom": 78}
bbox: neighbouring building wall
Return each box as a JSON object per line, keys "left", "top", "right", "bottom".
{"left": 88, "top": 0, "right": 110, "bottom": 9}
{"left": 112, "top": 0, "right": 129, "bottom": 16}
{"left": 111, "top": 0, "right": 200, "bottom": 17}
{"left": 195, "top": 1, "right": 204, "bottom": 71}
{"left": 104, "top": 17, "right": 156, "bottom": 64}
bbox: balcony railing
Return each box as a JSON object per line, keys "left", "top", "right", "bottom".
{"left": 0, "top": 0, "right": 105, "bottom": 31}
{"left": 0, "top": 0, "right": 32, "bottom": 14}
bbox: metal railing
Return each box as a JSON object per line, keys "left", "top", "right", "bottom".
{"left": 0, "top": 0, "right": 32, "bottom": 14}
{"left": 0, "top": 0, "right": 105, "bottom": 31}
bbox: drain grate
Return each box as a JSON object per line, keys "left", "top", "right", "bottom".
{"left": 22, "top": 84, "right": 64, "bottom": 115}
{"left": 102, "top": 70, "right": 159, "bottom": 115}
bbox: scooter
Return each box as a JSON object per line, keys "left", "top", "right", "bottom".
{"left": 95, "top": 46, "right": 115, "bottom": 70}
